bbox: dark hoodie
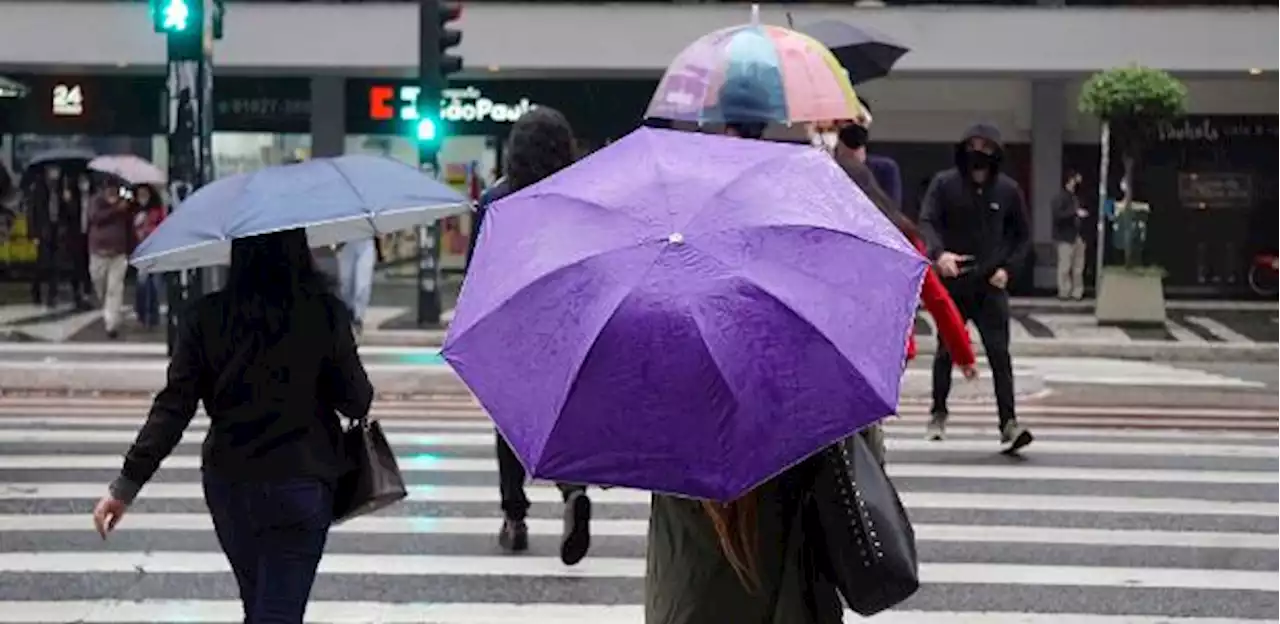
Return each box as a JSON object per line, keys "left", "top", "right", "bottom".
{"left": 918, "top": 123, "right": 1030, "bottom": 291}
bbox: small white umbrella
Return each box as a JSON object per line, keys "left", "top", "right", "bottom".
{"left": 88, "top": 154, "right": 166, "bottom": 186}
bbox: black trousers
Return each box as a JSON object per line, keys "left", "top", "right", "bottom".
{"left": 930, "top": 287, "right": 1017, "bottom": 430}
{"left": 496, "top": 431, "right": 584, "bottom": 521}
{"left": 31, "top": 232, "right": 85, "bottom": 303}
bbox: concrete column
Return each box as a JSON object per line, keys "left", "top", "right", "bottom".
{"left": 309, "top": 76, "right": 345, "bottom": 158}
{"left": 1030, "top": 78, "right": 1066, "bottom": 291}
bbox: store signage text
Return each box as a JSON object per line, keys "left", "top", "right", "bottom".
{"left": 367, "top": 85, "right": 535, "bottom": 124}
{"left": 52, "top": 83, "right": 85, "bottom": 116}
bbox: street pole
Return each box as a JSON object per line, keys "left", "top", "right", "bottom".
{"left": 163, "top": 0, "right": 215, "bottom": 355}
{"left": 416, "top": 0, "right": 444, "bottom": 327}
{"left": 1093, "top": 122, "right": 1110, "bottom": 300}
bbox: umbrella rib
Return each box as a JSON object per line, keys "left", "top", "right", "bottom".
{"left": 323, "top": 159, "right": 377, "bottom": 233}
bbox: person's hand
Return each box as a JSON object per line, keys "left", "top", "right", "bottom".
{"left": 1076, "top": 208, "right": 1088, "bottom": 219}
{"left": 936, "top": 252, "right": 972, "bottom": 278}
{"left": 961, "top": 364, "right": 980, "bottom": 381}
{"left": 92, "top": 495, "right": 129, "bottom": 539}
{"left": 989, "top": 268, "right": 1009, "bottom": 290}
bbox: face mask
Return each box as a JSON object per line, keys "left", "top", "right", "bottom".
{"left": 810, "top": 131, "right": 838, "bottom": 153}
{"left": 965, "top": 149, "right": 996, "bottom": 171}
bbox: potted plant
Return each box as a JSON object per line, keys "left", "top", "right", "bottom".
{"left": 1078, "top": 65, "right": 1188, "bottom": 325}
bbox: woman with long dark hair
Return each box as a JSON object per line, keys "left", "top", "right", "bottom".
{"left": 92, "top": 227, "right": 373, "bottom": 622}
{"left": 835, "top": 152, "right": 977, "bottom": 464}
{"left": 130, "top": 184, "right": 165, "bottom": 329}
{"left": 467, "top": 106, "right": 594, "bottom": 566}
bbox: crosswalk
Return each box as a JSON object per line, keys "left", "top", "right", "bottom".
{"left": 0, "top": 396, "right": 1275, "bottom": 623}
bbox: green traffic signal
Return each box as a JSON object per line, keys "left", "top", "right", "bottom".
{"left": 416, "top": 117, "right": 439, "bottom": 143}
{"left": 160, "top": 0, "right": 192, "bottom": 32}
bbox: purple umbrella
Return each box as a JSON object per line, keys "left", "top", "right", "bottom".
{"left": 444, "top": 127, "right": 926, "bottom": 502}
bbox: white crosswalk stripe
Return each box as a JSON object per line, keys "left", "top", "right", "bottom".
{"left": 0, "top": 398, "right": 1274, "bottom": 622}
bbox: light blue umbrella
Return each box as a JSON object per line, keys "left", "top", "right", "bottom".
{"left": 131, "top": 154, "right": 470, "bottom": 272}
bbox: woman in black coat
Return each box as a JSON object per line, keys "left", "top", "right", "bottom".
{"left": 92, "top": 228, "right": 374, "bottom": 623}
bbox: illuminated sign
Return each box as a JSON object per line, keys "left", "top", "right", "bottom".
{"left": 52, "top": 83, "right": 84, "bottom": 116}
{"left": 367, "top": 85, "right": 535, "bottom": 124}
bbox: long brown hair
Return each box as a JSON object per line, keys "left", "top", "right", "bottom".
{"left": 835, "top": 152, "right": 921, "bottom": 242}
{"left": 701, "top": 493, "right": 762, "bottom": 591}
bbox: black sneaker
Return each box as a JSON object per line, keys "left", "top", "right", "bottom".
{"left": 105, "top": 329, "right": 119, "bottom": 340}
{"left": 926, "top": 412, "right": 947, "bottom": 441}
{"left": 498, "top": 518, "right": 528, "bottom": 553}
{"left": 560, "top": 490, "right": 592, "bottom": 566}
{"left": 1000, "top": 421, "right": 1034, "bottom": 455}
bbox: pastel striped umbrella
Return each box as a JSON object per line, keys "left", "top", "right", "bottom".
{"left": 646, "top": 6, "right": 865, "bottom": 126}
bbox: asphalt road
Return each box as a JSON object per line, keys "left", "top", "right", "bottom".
{"left": 0, "top": 394, "right": 1274, "bottom": 623}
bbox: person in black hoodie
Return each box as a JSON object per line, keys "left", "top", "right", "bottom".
{"left": 467, "top": 106, "right": 593, "bottom": 566}
{"left": 918, "top": 123, "right": 1033, "bottom": 453}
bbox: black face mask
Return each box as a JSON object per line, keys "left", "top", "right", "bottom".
{"left": 964, "top": 149, "right": 998, "bottom": 172}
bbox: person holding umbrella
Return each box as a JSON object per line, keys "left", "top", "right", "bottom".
{"left": 90, "top": 154, "right": 466, "bottom": 622}
{"left": 85, "top": 180, "right": 133, "bottom": 338}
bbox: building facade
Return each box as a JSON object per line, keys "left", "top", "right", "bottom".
{"left": 0, "top": 0, "right": 1275, "bottom": 294}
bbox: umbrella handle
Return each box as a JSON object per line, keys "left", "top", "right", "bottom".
{"left": 751, "top": 3, "right": 760, "bottom": 25}
{"left": 785, "top": 10, "right": 794, "bottom": 28}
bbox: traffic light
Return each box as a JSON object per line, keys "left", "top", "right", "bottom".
{"left": 437, "top": 3, "right": 463, "bottom": 81}
{"left": 416, "top": 116, "right": 440, "bottom": 144}
{"left": 151, "top": 0, "right": 205, "bottom": 61}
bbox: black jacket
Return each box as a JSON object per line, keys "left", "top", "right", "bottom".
{"left": 109, "top": 290, "right": 373, "bottom": 503}
{"left": 918, "top": 124, "right": 1031, "bottom": 291}
{"left": 465, "top": 178, "right": 512, "bottom": 272}
{"left": 1051, "top": 188, "right": 1083, "bottom": 243}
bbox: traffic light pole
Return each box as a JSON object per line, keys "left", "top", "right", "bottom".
{"left": 163, "top": 0, "right": 215, "bottom": 355}
{"left": 416, "top": 0, "right": 444, "bottom": 327}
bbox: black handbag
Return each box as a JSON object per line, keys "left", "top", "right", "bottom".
{"left": 332, "top": 418, "right": 408, "bottom": 525}
{"left": 808, "top": 432, "right": 919, "bottom": 616}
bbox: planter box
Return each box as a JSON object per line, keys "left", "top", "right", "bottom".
{"left": 1095, "top": 269, "right": 1166, "bottom": 325}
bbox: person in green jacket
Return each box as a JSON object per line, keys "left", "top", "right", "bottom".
{"left": 644, "top": 121, "right": 844, "bottom": 624}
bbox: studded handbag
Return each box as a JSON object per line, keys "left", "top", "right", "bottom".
{"left": 807, "top": 432, "right": 919, "bottom": 616}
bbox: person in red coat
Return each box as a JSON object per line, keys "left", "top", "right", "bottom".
{"left": 836, "top": 154, "right": 976, "bottom": 464}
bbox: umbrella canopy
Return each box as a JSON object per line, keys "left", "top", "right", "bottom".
{"left": 131, "top": 154, "right": 469, "bottom": 273}
{"left": 24, "top": 148, "right": 96, "bottom": 170}
{"left": 89, "top": 154, "right": 166, "bottom": 186}
{"left": 800, "top": 20, "right": 910, "bottom": 86}
{"left": 444, "top": 127, "right": 926, "bottom": 502}
{"left": 646, "top": 16, "right": 864, "bottom": 126}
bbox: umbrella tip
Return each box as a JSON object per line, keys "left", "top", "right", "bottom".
{"left": 750, "top": 3, "right": 760, "bottom": 25}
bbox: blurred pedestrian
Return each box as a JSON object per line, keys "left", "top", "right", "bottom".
{"left": 27, "top": 165, "right": 87, "bottom": 308}
{"left": 336, "top": 237, "right": 375, "bottom": 335}
{"left": 467, "top": 106, "right": 593, "bottom": 566}
{"left": 918, "top": 123, "right": 1033, "bottom": 453}
{"left": 92, "top": 228, "right": 373, "bottom": 623}
{"left": 1053, "top": 169, "right": 1088, "bottom": 300}
{"left": 835, "top": 152, "right": 978, "bottom": 465}
{"left": 131, "top": 184, "right": 166, "bottom": 330}
{"left": 86, "top": 180, "right": 131, "bottom": 338}
{"left": 832, "top": 97, "right": 903, "bottom": 207}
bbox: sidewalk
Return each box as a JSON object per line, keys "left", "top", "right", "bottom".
{"left": 2, "top": 299, "right": 1273, "bottom": 362}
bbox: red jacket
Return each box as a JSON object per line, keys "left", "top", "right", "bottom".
{"left": 907, "top": 235, "right": 975, "bottom": 368}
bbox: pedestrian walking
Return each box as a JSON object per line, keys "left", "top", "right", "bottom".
{"left": 1053, "top": 169, "right": 1089, "bottom": 300}
{"left": 92, "top": 227, "right": 373, "bottom": 623}
{"left": 466, "top": 107, "right": 592, "bottom": 566}
{"left": 918, "top": 123, "right": 1034, "bottom": 453}
{"left": 86, "top": 180, "right": 131, "bottom": 338}
{"left": 336, "top": 237, "right": 376, "bottom": 334}
{"left": 130, "top": 184, "right": 165, "bottom": 330}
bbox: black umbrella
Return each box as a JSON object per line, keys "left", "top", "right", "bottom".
{"left": 17, "top": 148, "right": 96, "bottom": 190}
{"left": 800, "top": 20, "right": 910, "bottom": 85}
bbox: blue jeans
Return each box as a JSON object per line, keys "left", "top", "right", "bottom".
{"left": 134, "top": 273, "right": 162, "bottom": 328}
{"left": 202, "top": 475, "right": 333, "bottom": 623}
